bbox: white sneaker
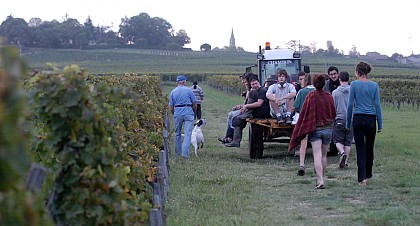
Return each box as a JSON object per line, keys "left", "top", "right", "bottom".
{"left": 292, "top": 113, "right": 299, "bottom": 125}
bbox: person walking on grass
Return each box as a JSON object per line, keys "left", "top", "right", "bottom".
{"left": 191, "top": 81, "right": 204, "bottom": 120}
{"left": 324, "top": 66, "right": 341, "bottom": 157}
{"left": 346, "top": 62, "right": 382, "bottom": 186}
{"left": 332, "top": 71, "right": 353, "bottom": 169}
{"left": 169, "top": 75, "right": 197, "bottom": 159}
{"left": 289, "top": 74, "right": 336, "bottom": 189}
{"left": 323, "top": 66, "right": 340, "bottom": 94}
{"left": 293, "top": 73, "right": 314, "bottom": 176}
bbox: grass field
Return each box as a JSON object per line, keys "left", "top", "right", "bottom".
{"left": 164, "top": 83, "right": 420, "bottom": 226}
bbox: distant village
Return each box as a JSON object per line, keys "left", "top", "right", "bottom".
{"left": 214, "top": 29, "right": 420, "bottom": 65}
{"left": 356, "top": 51, "right": 420, "bottom": 65}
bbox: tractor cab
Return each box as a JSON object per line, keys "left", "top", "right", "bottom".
{"left": 247, "top": 42, "right": 309, "bottom": 87}
{"left": 258, "top": 42, "right": 302, "bottom": 85}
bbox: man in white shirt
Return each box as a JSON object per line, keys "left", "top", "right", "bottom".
{"left": 266, "top": 69, "right": 297, "bottom": 124}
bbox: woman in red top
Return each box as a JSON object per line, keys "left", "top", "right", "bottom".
{"left": 289, "top": 74, "right": 336, "bottom": 189}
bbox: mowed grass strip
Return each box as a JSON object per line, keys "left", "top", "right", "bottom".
{"left": 164, "top": 82, "right": 420, "bottom": 226}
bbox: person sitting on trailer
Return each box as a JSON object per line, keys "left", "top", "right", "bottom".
{"left": 266, "top": 68, "right": 297, "bottom": 124}
{"left": 218, "top": 73, "right": 252, "bottom": 144}
{"left": 224, "top": 75, "right": 271, "bottom": 147}
{"left": 293, "top": 71, "right": 307, "bottom": 94}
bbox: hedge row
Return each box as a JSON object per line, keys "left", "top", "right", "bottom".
{"left": 1, "top": 47, "right": 54, "bottom": 225}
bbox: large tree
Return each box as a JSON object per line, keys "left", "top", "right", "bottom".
{"left": 300, "top": 45, "right": 312, "bottom": 55}
{"left": 170, "top": 29, "right": 190, "bottom": 48}
{"left": 31, "top": 20, "right": 62, "bottom": 48}
{"left": 326, "top": 40, "right": 340, "bottom": 56}
{"left": 0, "top": 16, "right": 30, "bottom": 46}
{"left": 349, "top": 45, "right": 360, "bottom": 58}
{"left": 200, "top": 43, "right": 211, "bottom": 52}
{"left": 58, "top": 18, "right": 84, "bottom": 47}
{"left": 119, "top": 13, "right": 171, "bottom": 48}
{"left": 83, "top": 17, "right": 96, "bottom": 44}
{"left": 286, "top": 40, "right": 299, "bottom": 51}
{"left": 0, "top": 13, "right": 189, "bottom": 50}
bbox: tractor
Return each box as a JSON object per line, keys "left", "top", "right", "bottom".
{"left": 246, "top": 42, "right": 310, "bottom": 159}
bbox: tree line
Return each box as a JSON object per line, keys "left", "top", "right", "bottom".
{"left": 0, "top": 12, "right": 191, "bottom": 50}
{"left": 0, "top": 12, "right": 404, "bottom": 58}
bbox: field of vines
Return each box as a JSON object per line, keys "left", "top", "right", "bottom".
{"left": 207, "top": 75, "right": 420, "bottom": 109}
{"left": 1, "top": 47, "right": 167, "bottom": 225}
{"left": 23, "top": 48, "right": 420, "bottom": 109}
{"left": 22, "top": 48, "right": 256, "bottom": 75}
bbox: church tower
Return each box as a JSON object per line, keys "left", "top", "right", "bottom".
{"left": 229, "top": 28, "right": 236, "bottom": 50}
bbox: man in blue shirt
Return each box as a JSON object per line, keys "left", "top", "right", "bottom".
{"left": 169, "top": 75, "right": 197, "bottom": 159}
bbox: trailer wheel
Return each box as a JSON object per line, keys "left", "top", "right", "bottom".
{"left": 263, "top": 127, "right": 269, "bottom": 141}
{"left": 249, "top": 124, "right": 264, "bottom": 159}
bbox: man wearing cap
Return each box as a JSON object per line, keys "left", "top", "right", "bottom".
{"left": 169, "top": 75, "right": 197, "bottom": 159}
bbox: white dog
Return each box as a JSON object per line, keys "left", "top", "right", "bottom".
{"left": 191, "top": 118, "right": 207, "bottom": 157}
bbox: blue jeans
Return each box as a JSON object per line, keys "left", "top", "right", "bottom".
{"left": 174, "top": 114, "right": 194, "bottom": 158}
{"left": 227, "top": 109, "right": 241, "bottom": 129}
{"left": 225, "top": 125, "right": 234, "bottom": 139}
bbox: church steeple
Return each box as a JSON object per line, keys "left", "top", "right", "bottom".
{"left": 229, "top": 28, "right": 236, "bottom": 49}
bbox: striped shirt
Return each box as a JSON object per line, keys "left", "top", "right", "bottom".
{"left": 191, "top": 85, "right": 204, "bottom": 104}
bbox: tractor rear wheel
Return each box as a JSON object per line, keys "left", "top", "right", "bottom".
{"left": 249, "top": 124, "right": 264, "bottom": 159}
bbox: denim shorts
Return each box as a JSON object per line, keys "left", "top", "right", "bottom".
{"left": 308, "top": 127, "right": 333, "bottom": 144}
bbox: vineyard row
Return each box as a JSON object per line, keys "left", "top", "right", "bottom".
{"left": 205, "top": 75, "right": 420, "bottom": 109}
{"left": 1, "top": 47, "right": 168, "bottom": 226}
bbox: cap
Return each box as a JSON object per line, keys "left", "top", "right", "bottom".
{"left": 176, "top": 75, "right": 187, "bottom": 82}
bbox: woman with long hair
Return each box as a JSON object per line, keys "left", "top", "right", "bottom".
{"left": 346, "top": 62, "right": 383, "bottom": 186}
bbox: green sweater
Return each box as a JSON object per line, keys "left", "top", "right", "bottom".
{"left": 293, "top": 85, "right": 315, "bottom": 112}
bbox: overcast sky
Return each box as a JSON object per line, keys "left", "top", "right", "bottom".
{"left": 2, "top": 0, "right": 419, "bottom": 56}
